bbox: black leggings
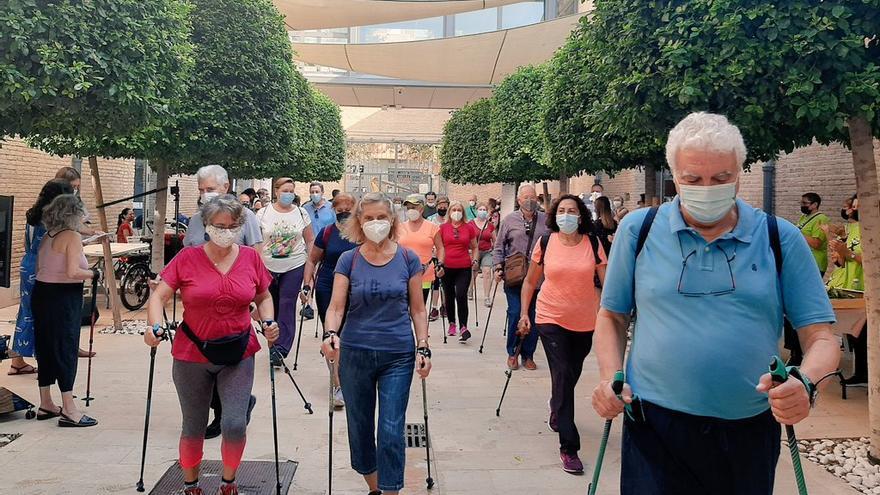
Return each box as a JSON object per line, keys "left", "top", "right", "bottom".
{"left": 32, "top": 281, "right": 83, "bottom": 392}
{"left": 442, "top": 267, "right": 471, "bottom": 327}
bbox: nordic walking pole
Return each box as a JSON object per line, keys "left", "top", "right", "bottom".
{"left": 496, "top": 337, "right": 523, "bottom": 416}
{"left": 587, "top": 370, "right": 625, "bottom": 495}
{"left": 276, "top": 353, "right": 315, "bottom": 414}
{"left": 136, "top": 325, "right": 166, "bottom": 492}
{"left": 262, "top": 323, "right": 283, "bottom": 495}
{"left": 328, "top": 354, "right": 336, "bottom": 495}
{"left": 472, "top": 269, "right": 480, "bottom": 329}
{"left": 82, "top": 273, "right": 99, "bottom": 405}
{"left": 293, "top": 307, "right": 305, "bottom": 371}
{"left": 769, "top": 356, "right": 809, "bottom": 495}
{"left": 422, "top": 377, "right": 435, "bottom": 489}
{"left": 478, "top": 280, "right": 500, "bottom": 354}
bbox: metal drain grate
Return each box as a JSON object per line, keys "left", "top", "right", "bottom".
{"left": 405, "top": 423, "right": 427, "bottom": 448}
{"left": 0, "top": 433, "right": 21, "bottom": 449}
{"left": 149, "top": 460, "right": 297, "bottom": 494}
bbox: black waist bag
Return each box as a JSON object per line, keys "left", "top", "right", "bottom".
{"left": 179, "top": 321, "right": 250, "bottom": 366}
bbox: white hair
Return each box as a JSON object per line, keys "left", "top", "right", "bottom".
{"left": 517, "top": 183, "right": 536, "bottom": 198}
{"left": 196, "top": 164, "right": 229, "bottom": 187}
{"left": 665, "top": 112, "right": 747, "bottom": 172}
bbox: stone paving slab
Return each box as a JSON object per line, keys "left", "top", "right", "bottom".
{"left": 0, "top": 299, "right": 865, "bottom": 494}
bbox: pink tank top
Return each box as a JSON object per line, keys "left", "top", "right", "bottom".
{"left": 36, "top": 230, "right": 88, "bottom": 283}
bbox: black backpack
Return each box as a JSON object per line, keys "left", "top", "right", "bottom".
{"left": 538, "top": 232, "right": 604, "bottom": 287}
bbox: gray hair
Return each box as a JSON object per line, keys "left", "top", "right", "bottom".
{"left": 666, "top": 112, "right": 747, "bottom": 173}
{"left": 309, "top": 182, "right": 324, "bottom": 192}
{"left": 517, "top": 183, "right": 536, "bottom": 198}
{"left": 196, "top": 164, "right": 229, "bottom": 187}
{"left": 42, "top": 194, "right": 85, "bottom": 232}
{"left": 200, "top": 194, "right": 245, "bottom": 227}
{"left": 342, "top": 192, "right": 399, "bottom": 244}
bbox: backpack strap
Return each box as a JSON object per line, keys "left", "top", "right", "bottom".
{"left": 766, "top": 213, "right": 783, "bottom": 277}
{"left": 635, "top": 206, "right": 660, "bottom": 258}
{"left": 322, "top": 224, "right": 333, "bottom": 247}
{"left": 587, "top": 233, "right": 601, "bottom": 265}
{"left": 538, "top": 233, "right": 551, "bottom": 265}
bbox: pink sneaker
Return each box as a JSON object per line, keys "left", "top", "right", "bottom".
{"left": 560, "top": 451, "right": 584, "bottom": 474}
{"left": 447, "top": 323, "right": 457, "bottom": 336}
{"left": 218, "top": 482, "right": 238, "bottom": 495}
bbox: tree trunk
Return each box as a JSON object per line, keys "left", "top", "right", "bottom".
{"left": 87, "top": 156, "right": 123, "bottom": 330}
{"left": 542, "top": 181, "right": 551, "bottom": 211}
{"left": 644, "top": 163, "right": 657, "bottom": 205}
{"left": 151, "top": 161, "right": 169, "bottom": 274}
{"left": 558, "top": 171, "right": 570, "bottom": 195}
{"left": 848, "top": 115, "right": 880, "bottom": 461}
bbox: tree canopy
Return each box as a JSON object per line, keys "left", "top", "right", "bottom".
{"left": 440, "top": 98, "right": 493, "bottom": 184}
{"left": 299, "top": 88, "right": 345, "bottom": 182}
{"left": 0, "top": 0, "right": 192, "bottom": 142}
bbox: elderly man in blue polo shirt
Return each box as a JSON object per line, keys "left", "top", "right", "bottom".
{"left": 592, "top": 112, "right": 840, "bottom": 494}
{"left": 303, "top": 181, "right": 337, "bottom": 236}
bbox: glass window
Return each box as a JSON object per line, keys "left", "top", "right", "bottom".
{"left": 454, "top": 7, "right": 498, "bottom": 36}
{"left": 556, "top": 0, "right": 579, "bottom": 16}
{"left": 501, "top": 2, "right": 544, "bottom": 29}
{"left": 357, "top": 17, "right": 444, "bottom": 43}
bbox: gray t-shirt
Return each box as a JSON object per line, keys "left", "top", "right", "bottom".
{"left": 183, "top": 208, "right": 263, "bottom": 247}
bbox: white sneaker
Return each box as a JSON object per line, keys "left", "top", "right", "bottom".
{"left": 333, "top": 387, "right": 345, "bottom": 409}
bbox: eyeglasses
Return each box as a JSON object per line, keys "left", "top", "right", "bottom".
{"left": 677, "top": 234, "right": 737, "bottom": 297}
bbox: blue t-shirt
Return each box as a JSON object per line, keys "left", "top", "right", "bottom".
{"left": 335, "top": 246, "right": 422, "bottom": 352}
{"left": 304, "top": 200, "right": 337, "bottom": 238}
{"left": 314, "top": 224, "right": 358, "bottom": 293}
{"left": 601, "top": 197, "right": 835, "bottom": 420}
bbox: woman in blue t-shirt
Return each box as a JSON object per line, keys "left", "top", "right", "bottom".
{"left": 322, "top": 192, "right": 432, "bottom": 495}
{"left": 301, "top": 192, "right": 357, "bottom": 408}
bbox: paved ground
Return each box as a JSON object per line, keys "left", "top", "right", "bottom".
{"left": 0, "top": 293, "right": 865, "bottom": 494}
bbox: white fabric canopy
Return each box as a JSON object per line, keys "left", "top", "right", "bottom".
{"left": 275, "top": 0, "right": 525, "bottom": 30}
{"left": 292, "top": 13, "right": 586, "bottom": 85}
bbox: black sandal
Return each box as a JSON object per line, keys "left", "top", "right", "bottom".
{"left": 58, "top": 411, "right": 98, "bottom": 428}
{"left": 36, "top": 407, "right": 62, "bottom": 421}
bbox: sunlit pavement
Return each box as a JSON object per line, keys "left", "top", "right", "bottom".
{"left": 0, "top": 294, "right": 862, "bottom": 495}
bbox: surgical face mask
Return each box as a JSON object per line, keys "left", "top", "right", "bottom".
{"left": 556, "top": 214, "right": 580, "bottom": 234}
{"left": 426, "top": 200, "right": 436, "bottom": 207}
{"left": 335, "top": 211, "right": 351, "bottom": 223}
{"left": 477, "top": 210, "right": 488, "bottom": 220}
{"left": 311, "top": 193, "right": 322, "bottom": 204}
{"left": 590, "top": 191, "right": 602, "bottom": 201}
{"left": 468, "top": 200, "right": 476, "bottom": 208}
{"left": 450, "top": 211, "right": 463, "bottom": 222}
{"left": 406, "top": 209, "right": 421, "bottom": 222}
{"left": 362, "top": 220, "right": 391, "bottom": 243}
{"left": 206, "top": 225, "right": 241, "bottom": 248}
{"left": 801, "top": 205, "right": 812, "bottom": 215}
{"left": 437, "top": 208, "right": 448, "bottom": 217}
{"left": 613, "top": 200, "right": 623, "bottom": 209}
{"left": 278, "top": 192, "right": 296, "bottom": 206}
{"left": 201, "top": 191, "right": 220, "bottom": 203}
{"left": 520, "top": 199, "right": 537, "bottom": 212}
{"left": 678, "top": 183, "right": 737, "bottom": 224}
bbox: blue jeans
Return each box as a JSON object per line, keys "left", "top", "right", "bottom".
{"left": 504, "top": 284, "right": 538, "bottom": 359}
{"left": 338, "top": 348, "right": 415, "bottom": 492}
{"left": 621, "top": 400, "right": 781, "bottom": 494}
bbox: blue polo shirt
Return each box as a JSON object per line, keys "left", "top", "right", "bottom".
{"left": 601, "top": 197, "right": 835, "bottom": 420}
{"left": 304, "top": 200, "right": 336, "bottom": 237}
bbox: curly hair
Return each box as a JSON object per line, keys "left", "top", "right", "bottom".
{"left": 42, "top": 194, "right": 86, "bottom": 233}
{"left": 546, "top": 194, "right": 592, "bottom": 235}
{"left": 27, "top": 179, "right": 75, "bottom": 227}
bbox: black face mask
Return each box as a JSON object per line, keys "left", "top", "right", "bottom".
{"left": 336, "top": 212, "right": 351, "bottom": 223}
{"left": 800, "top": 206, "right": 812, "bottom": 215}
{"left": 437, "top": 208, "right": 448, "bottom": 217}
{"left": 851, "top": 210, "right": 859, "bottom": 222}
{"left": 841, "top": 209, "right": 850, "bottom": 221}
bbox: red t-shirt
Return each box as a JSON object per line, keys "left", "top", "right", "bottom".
{"left": 161, "top": 245, "right": 272, "bottom": 363}
{"left": 439, "top": 222, "right": 477, "bottom": 269}
{"left": 470, "top": 220, "right": 495, "bottom": 252}
{"left": 116, "top": 222, "right": 133, "bottom": 243}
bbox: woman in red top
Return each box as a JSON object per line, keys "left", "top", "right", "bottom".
{"left": 116, "top": 207, "right": 135, "bottom": 243}
{"left": 145, "top": 195, "right": 279, "bottom": 495}
{"left": 435, "top": 201, "right": 479, "bottom": 342}
{"left": 469, "top": 201, "right": 496, "bottom": 308}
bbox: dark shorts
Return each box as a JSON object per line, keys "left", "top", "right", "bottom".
{"left": 621, "top": 400, "right": 781, "bottom": 495}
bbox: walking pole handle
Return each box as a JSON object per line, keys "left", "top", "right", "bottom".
{"left": 769, "top": 355, "right": 789, "bottom": 384}
{"left": 611, "top": 370, "right": 625, "bottom": 396}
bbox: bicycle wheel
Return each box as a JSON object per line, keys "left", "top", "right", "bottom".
{"left": 121, "top": 263, "right": 151, "bottom": 311}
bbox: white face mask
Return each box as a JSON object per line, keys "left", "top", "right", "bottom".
{"left": 363, "top": 220, "right": 391, "bottom": 243}
{"left": 206, "top": 225, "right": 241, "bottom": 248}
{"left": 406, "top": 209, "right": 421, "bottom": 222}
{"left": 613, "top": 200, "right": 623, "bottom": 209}
{"left": 590, "top": 191, "right": 602, "bottom": 202}
{"left": 450, "top": 211, "right": 463, "bottom": 222}
{"left": 311, "top": 193, "right": 322, "bottom": 204}
{"left": 556, "top": 214, "right": 579, "bottom": 234}
{"left": 468, "top": 201, "right": 476, "bottom": 208}
{"left": 679, "top": 182, "right": 737, "bottom": 224}
{"left": 201, "top": 191, "right": 220, "bottom": 203}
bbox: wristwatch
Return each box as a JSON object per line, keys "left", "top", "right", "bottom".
{"left": 417, "top": 347, "right": 432, "bottom": 359}
{"left": 788, "top": 367, "right": 818, "bottom": 408}
{"left": 302, "top": 285, "right": 312, "bottom": 294}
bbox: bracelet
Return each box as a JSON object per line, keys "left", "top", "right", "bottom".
{"left": 322, "top": 331, "right": 337, "bottom": 340}
{"left": 417, "top": 339, "right": 429, "bottom": 347}
{"left": 302, "top": 285, "right": 311, "bottom": 293}
{"left": 417, "top": 347, "right": 432, "bottom": 359}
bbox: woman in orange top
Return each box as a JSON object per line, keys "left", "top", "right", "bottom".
{"left": 518, "top": 194, "right": 607, "bottom": 475}
{"left": 397, "top": 194, "right": 443, "bottom": 302}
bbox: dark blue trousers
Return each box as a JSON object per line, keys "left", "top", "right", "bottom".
{"left": 621, "top": 401, "right": 781, "bottom": 495}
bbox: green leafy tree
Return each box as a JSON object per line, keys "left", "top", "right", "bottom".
{"left": 287, "top": 87, "right": 344, "bottom": 181}
{"left": 440, "top": 98, "right": 494, "bottom": 184}
{"left": 0, "top": 0, "right": 192, "bottom": 142}
{"left": 490, "top": 65, "right": 555, "bottom": 183}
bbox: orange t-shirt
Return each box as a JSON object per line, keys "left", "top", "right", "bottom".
{"left": 531, "top": 234, "right": 607, "bottom": 332}
{"left": 398, "top": 220, "right": 439, "bottom": 283}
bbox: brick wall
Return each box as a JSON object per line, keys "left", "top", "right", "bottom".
{"left": 0, "top": 138, "right": 136, "bottom": 307}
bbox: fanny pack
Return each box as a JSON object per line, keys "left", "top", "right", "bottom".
{"left": 179, "top": 321, "right": 251, "bottom": 366}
